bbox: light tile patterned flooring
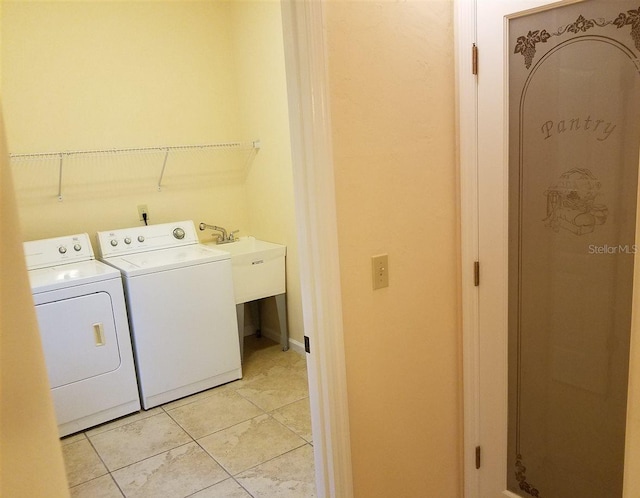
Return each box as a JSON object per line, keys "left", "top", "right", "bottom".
{"left": 61, "top": 336, "right": 315, "bottom": 498}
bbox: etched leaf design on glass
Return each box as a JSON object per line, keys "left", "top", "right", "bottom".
{"left": 568, "top": 15, "right": 595, "bottom": 33}
{"left": 515, "top": 29, "right": 551, "bottom": 69}
{"left": 614, "top": 8, "right": 640, "bottom": 50}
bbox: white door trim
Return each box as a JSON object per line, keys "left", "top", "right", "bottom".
{"left": 280, "top": 2, "right": 354, "bottom": 497}
{"left": 454, "top": 1, "right": 480, "bottom": 497}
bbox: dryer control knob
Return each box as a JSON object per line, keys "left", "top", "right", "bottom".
{"left": 58, "top": 246, "right": 67, "bottom": 254}
{"left": 173, "top": 227, "right": 186, "bottom": 239}
{"left": 110, "top": 239, "right": 118, "bottom": 247}
{"left": 138, "top": 236, "right": 145, "bottom": 243}
{"left": 124, "top": 237, "right": 132, "bottom": 244}
{"left": 73, "top": 244, "right": 82, "bottom": 252}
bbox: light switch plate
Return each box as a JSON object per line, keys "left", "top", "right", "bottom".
{"left": 372, "top": 254, "right": 389, "bottom": 290}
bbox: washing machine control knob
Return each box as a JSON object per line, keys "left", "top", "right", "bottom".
{"left": 124, "top": 237, "right": 132, "bottom": 244}
{"left": 73, "top": 244, "right": 82, "bottom": 251}
{"left": 110, "top": 239, "right": 118, "bottom": 247}
{"left": 58, "top": 246, "right": 67, "bottom": 254}
{"left": 173, "top": 228, "right": 186, "bottom": 240}
{"left": 138, "top": 236, "right": 145, "bottom": 243}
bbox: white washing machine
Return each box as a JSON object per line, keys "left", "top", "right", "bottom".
{"left": 96, "top": 220, "right": 241, "bottom": 409}
{"left": 24, "top": 233, "right": 141, "bottom": 437}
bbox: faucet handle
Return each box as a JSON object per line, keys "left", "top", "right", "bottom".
{"left": 229, "top": 230, "right": 239, "bottom": 241}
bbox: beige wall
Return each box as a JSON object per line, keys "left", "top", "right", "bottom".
{"left": 1, "top": 0, "right": 303, "bottom": 344}
{"left": 1, "top": 15, "right": 69, "bottom": 496}
{"left": 1, "top": 110, "right": 70, "bottom": 496}
{"left": 0, "top": 3, "right": 69, "bottom": 494}
{"left": 325, "top": 1, "right": 462, "bottom": 496}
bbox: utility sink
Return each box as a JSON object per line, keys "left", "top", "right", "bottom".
{"left": 205, "top": 236, "right": 286, "bottom": 304}
{"left": 204, "top": 236, "right": 289, "bottom": 356}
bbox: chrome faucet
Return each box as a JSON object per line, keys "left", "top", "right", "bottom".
{"left": 199, "top": 222, "right": 238, "bottom": 244}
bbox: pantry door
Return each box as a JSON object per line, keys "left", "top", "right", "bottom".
{"left": 469, "top": 0, "right": 640, "bottom": 496}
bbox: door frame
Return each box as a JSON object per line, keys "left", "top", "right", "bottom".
{"left": 280, "top": 2, "right": 354, "bottom": 497}
{"left": 455, "top": 1, "right": 480, "bottom": 496}
{"left": 457, "top": 1, "right": 640, "bottom": 497}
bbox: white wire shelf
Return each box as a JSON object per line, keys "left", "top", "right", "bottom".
{"left": 9, "top": 140, "right": 261, "bottom": 200}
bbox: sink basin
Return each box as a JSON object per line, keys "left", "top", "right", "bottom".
{"left": 204, "top": 236, "right": 286, "bottom": 304}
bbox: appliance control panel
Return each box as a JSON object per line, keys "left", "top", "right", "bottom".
{"left": 96, "top": 220, "right": 199, "bottom": 258}
{"left": 24, "top": 233, "right": 95, "bottom": 270}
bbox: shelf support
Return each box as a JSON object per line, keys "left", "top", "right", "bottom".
{"left": 157, "top": 148, "right": 170, "bottom": 191}
{"left": 57, "top": 153, "right": 64, "bottom": 201}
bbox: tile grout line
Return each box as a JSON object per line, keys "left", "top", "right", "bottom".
{"left": 82, "top": 433, "right": 126, "bottom": 497}
{"left": 232, "top": 442, "right": 314, "bottom": 481}
{"left": 266, "top": 406, "right": 313, "bottom": 444}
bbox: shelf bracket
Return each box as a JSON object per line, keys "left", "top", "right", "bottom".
{"left": 157, "top": 147, "right": 170, "bottom": 191}
{"left": 57, "top": 153, "right": 64, "bottom": 201}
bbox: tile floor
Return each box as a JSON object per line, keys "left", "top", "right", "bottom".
{"left": 61, "top": 336, "right": 316, "bottom": 498}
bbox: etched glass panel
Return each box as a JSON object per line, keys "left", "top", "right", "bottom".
{"left": 508, "top": 2, "right": 640, "bottom": 496}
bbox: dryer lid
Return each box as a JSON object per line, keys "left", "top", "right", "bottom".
{"left": 28, "top": 259, "right": 121, "bottom": 294}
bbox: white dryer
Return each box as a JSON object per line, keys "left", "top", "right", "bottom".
{"left": 24, "top": 233, "right": 140, "bottom": 437}
{"left": 96, "top": 220, "right": 241, "bottom": 409}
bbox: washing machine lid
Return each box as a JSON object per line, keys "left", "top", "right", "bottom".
{"left": 28, "top": 259, "right": 121, "bottom": 294}
{"left": 102, "top": 244, "right": 230, "bottom": 277}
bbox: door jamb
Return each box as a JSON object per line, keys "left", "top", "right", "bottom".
{"left": 280, "top": 2, "right": 354, "bottom": 497}
{"left": 455, "top": 1, "right": 480, "bottom": 497}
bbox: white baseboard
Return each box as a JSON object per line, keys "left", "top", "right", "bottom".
{"left": 243, "top": 325, "right": 305, "bottom": 356}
